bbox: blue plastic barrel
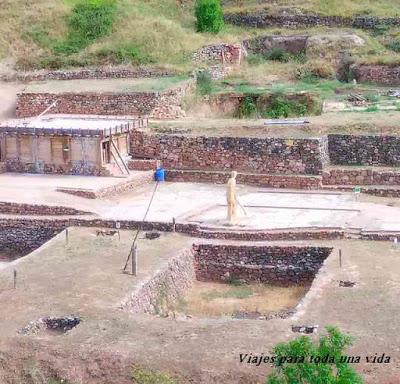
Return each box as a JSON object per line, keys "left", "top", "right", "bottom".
{"left": 155, "top": 167, "right": 165, "bottom": 182}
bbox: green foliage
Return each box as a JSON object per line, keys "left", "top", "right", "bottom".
{"left": 265, "top": 48, "right": 290, "bottom": 63}
{"left": 132, "top": 366, "right": 179, "bottom": 384}
{"left": 372, "top": 23, "right": 391, "bottom": 36}
{"left": 365, "top": 105, "right": 379, "bottom": 112}
{"left": 95, "top": 44, "right": 154, "bottom": 64}
{"left": 53, "top": 0, "right": 117, "bottom": 54}
{"left": 237, "top": 96, "right": 257, "bottom": 118}
{"left": 195, "top": 0, "right": 224, "bottom": 33}
{"left": 196, "top": 70, "right": 214, "bottom": 95}
{"left": 264, "top": 97, "right": 307, "bottom": 119}
{"left": 266, "top": 326, "right": 364, "bottom": 384}
{"left": 201, "top": 285, "right": 253, "bottom": 301}
{"left": 387, "top": 38, "right": 400, "bottom": 52}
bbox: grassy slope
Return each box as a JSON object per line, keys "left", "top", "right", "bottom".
{"left": 1, "top": 0, "right": 399, "bottom": 71}
{"left": 223, "top": 0, "right": 400, "bottom": 17}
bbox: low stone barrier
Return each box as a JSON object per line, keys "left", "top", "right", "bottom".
{"left": 224, "top": 12, "right": 400, "bottom": 29}
{"left": 322, "top": 168, "right": 400, "bottom": 186}
{"left": 1, "top": 66, "right": 176, "bottom": 82}
{"left": 193, "top": 244, "right": 333, "bottom": 286}
{"left": 16, "top": 81, "right": 192, "bottom": 120}
{"left": 166, "top": 169, "right": 322, "bottom": 189}
{"left": 120, "top": 248, "right": 194, "bottom": 314}
{"left": 0, "top": 202, "right": 91, "bottom": 216}
{"left": 351, "top": 64, "right": 400, "bottom": 85}
{"left": 56, "top": 171, "right": 154, "bottom": 199}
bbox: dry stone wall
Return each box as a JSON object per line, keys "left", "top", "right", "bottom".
{"left": 351, "top": 64, "right": 400, "bottom": 85}
{"left": 243, "top": 35, "right": 308, "bottom": 55}
{"left": 322, "top": 168, "right": 400, "bottom": 186}
{"left": 0, "top": 226, "right": 62, "bottom": 257}
{"left": 193, "top": 244, "right": 333, "bottom": 286}
{"left": 0, "top": 202, "right": 90, "bottom": 216}
{"left": 120, "top": 248, "right": 194, "bottom": 314}
{"left": 1, "top": 66, "right": 176, "bottom": 82}
{"left": 16, "top": 82, "right": 192, "bottom": 120}
{"left": 224, "top": 12, "right": 400, "bottom": 29}
{"left": 131, "top": 131, "right": 327, "bottom": 175}
{"left": 328, "top": 134, "right": 400, "bottom": 166}
{"left": 193, "top": 44, "right": 243, "bottom": 65}
{"left": 166, "top": 170, "right": 321, "bottom": 189}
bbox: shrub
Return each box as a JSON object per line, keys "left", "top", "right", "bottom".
{"left": 196, "top": 70, "right": 214, "bottom": 95}
{"left": 53, "top": 0, "right": 117, "bottom": 54}
{"left": 132, "top": 367, "right": 178, "bottom": 384}
{"left": 237, "top": 96, "right": 257, "bottom": 118}
{"left": 195, "top": 0, "right": 224, "bottom": 33}
{"left": 265, "top": 48, "right": 290, "bottom": 63}
{"left": 266, "top": 326, "right": 364, "bottom": 384}
{"left": 387, "top": 39, "right": 400, "bottom": 52}
{"left": 296, "top": 60, "right": 336, "bottom": 82}
{"left": 95, "top": 45, "right": 154, "bottom": 65}
{"left": 263, "top": 97, "right": 307, "bottom": 119}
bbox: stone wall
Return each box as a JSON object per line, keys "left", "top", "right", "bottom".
{"left": 1, "top": 66, "right": 176, "bottom": 82}
{"left": 16, "top": 81, "right": 192, "bottom": 119}
{"left": 351, "top": 64, "right": 400, "bottom": 85}
{"left": 0, "top": 202, "right": 91, "bottom": 216}
{"left": 322, "top": 168, "right": 400, "bottom": 186}
{"left": 120, "top": 248, "right": 194, "bottom": 314}
{"left": 128, "top": 159, "right": 159, "bottom": 171}
{"left": 193, "top": 44, "right": 243, "bottom": 65}
{"left": 166, "top": 169, "right": 322, "bottom": 189}
{"left": 0, "top": 225, "right": 62, "bottom": 257}
{"left": 0, "top": 162, "right": 6, "bottom": 173}
{"left": 5, "top": 159, "right": 111, "bottom": 177}
{"left": 243, "top": 35, "right": 308, "bottom": 55}
{"left": 131, "top": 131, "right": 327, "bottom": 175}
{"left": 224, "top": 12, "right": 400, "bottom": 29}
{"left": 328, "top": 134, "right": 400, "bottom": 166}
{"left": 193, "top": 244, "right": 333, "bottom": 286}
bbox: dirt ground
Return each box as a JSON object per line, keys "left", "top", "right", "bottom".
{"left": 0, "top": 230, "right": 400, "bottom": 383}
{"left": 152, "top": 111, "right": 400, "bottom": 138}
{"left": 175, "top": 281, "right": 309, "bottom": 318}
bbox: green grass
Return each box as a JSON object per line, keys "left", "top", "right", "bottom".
{"left": 201, "top": 285, "right": 254, "bottom": 301}
{"left": 224, "top": 0, "right": 400, "bottom": 17}
{"left": 132, "top": 367, "right": 179, "bottom": 384}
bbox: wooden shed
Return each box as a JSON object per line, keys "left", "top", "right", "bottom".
{"left": 0, "top": 115, "right": 147, "bottom": 176}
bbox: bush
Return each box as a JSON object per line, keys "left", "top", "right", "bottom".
{"left": 387, "top": 39, "right": 400, "bottom": 52}
{"left": 236, "top": 96, "right": 258, "bottom": 118}
{"left": 132, "top": 367, "right": 178, "bottom": 384}
{"left": 195, "top": 0, "right": 224, "bottom": 33}
{"left": 53, "top": 0, "right": 117, "bottom": 54}
{"left": 266, "top": 326, "right": 364, "bottom": 384}
{"left": 196, "top": 70, "right": 214, "bottom": 95}
{"left": 263, "top": 96, "right": 308, "bottom": 119}
{"left": 95, "top": 45, "right": 154, "bottom": 65}
{"left": 265, "top": 48, "right": 290, "bottom": 62}
{"left": 296, "top": 60, "right": 336, "bottom": 82}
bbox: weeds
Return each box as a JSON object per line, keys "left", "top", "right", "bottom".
{"left": 236, "top": 96, "right": 257, "bottom": 118}
{"left": 132, "top": 367, "right": 179, "bottom": 384}
{"left": 196, "top": 70, "right": 214, "bottom": 95}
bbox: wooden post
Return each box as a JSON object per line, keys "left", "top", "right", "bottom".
{"left": 172, "top": 217, "right": 176, "bottom": 232}
{"left": 66, "top": 228, "right": 69, "bottom": 244}
{"left": 132, "top": 245, "right": 138, "bottom": 276}
{"left": 13, "top": 269, "right": 17, "bottom": 289}
{"left": 339, "top": 249, "right": 342, "bottom": 269}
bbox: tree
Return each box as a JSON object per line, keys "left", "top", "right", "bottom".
{"left": 267, "top": 326, "right": 364, "bottom": 384}
{"left": 194, "top": 0, "right": 224, "bottom": 33}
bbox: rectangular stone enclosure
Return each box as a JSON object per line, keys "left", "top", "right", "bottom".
{"left": 193, "top": 244, "right": 333, "bottom": 286}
